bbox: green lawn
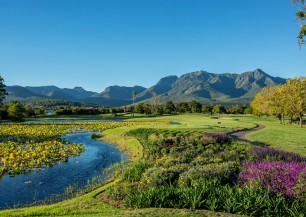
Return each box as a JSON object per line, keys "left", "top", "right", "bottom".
{"left": 126, "top": 113, "right": 256, "bottom": 131}
{"left": 239, "top": 116, "right": 306, "bottom": 155}
{"left": 2, "top": 113, "right": 306, "bottom": 216}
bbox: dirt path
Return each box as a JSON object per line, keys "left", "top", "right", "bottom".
{"left": 230, "top": 124, "right": 265, "bottom": 146}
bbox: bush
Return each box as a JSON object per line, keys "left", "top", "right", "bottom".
{"left": 239, "top": 161, "right": 306, "bottom": 198}
{"left": 178, "top": 162, "right": 240, "bottom": 187}
{"left": 121, "top": 160, "right": 153, "bottom": 182}
{"left": 141, "top": 167, "right": 180, "bottom": 187}
{"left": 249, "top": 147, "right": 306, "bottom": 163}
{"left": 205, "top": 133, "right": 232, "bottom": 144}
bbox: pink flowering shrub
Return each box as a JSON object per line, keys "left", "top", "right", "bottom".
{"left": 239, "top": 161, "right": 306, "bottom": 198}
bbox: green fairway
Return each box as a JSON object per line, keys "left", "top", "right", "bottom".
{"left": 126, "top": 113, "right": 256, "bottom": 131}
{"left": 241, "top": 116, "right": 306, "bottom": 155}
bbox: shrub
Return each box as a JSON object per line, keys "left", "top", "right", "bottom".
{"left": 141, "top": 167, "right": 180, "bottom": 187}
{"left": 205, "top": 133, "right": 232, "bottom": 144}
{"left": 178, "top": 162, "right": 240, "bottom": 187}
{"left": 250, "top": 147, "right": 306, "bottom": 163}
{"left": 239, "top": 161, "right": 306, "bottom": 198}
{"left": 121, "top": 160, "right": 152, "bottom": 182}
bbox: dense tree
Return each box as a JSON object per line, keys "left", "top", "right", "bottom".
{"left": 109, "top": 108, "right": 118, "bottom": 116}
{"left": 252, "top": 86, "right": 287, "bottom": 124}
{"left": 244, "top": 107, "right": 253, "bottom": 115}
{"left": 189, "top": 100, "right": 202, "bottom": 113}
{"left": 165, "top": 101, "right": 176, "bottom": 114}
{"left": 212, "top": 104, "right": 226, "bottom": 116}
{"left": 0, "top": 105, "right": 8, "bottom": 120}
{"left": 35, "top": 107, "right": 46, "bottom": 116}
{"left": 156, "top": 105, "right": 164, "bottom": 115}
{"left": 143, "top": 104, "right": 152, "bottom": 115}
{"left": 251, "top": 87, "right": 273, "bottom": 116}
{"left": 284, "top": 78, "right": 306, "bottom": 127}
{"left": 135, "top": 103, "right": 145, "bottom": 114}
{"left": 227, "top": 104, "right": 245, "bottom": 114}
{"left": 0, "top": 76, "right": 7, "bottom": 105}
{"left": 7, "top": 101, "right": 26, "bottom": 122}
{"left": 293, "top": 0, "right": 306, "bottom": 44}
{"left": 25, "top": 105, "right": 36, "bottom": 117}
{"left": 54, "top": 108, "right": 73, "bottom": 115}
{"left": 177, "top": 102, "right": 190, "bottom": 113}
{"left": 251, "top": 78, "right": 306, "bottom": 127}
{"left": 269, "top": 85, "right": 287, "bottom": 124}
{"left": 202, "top": 104, "right": 215, "bottom": 115}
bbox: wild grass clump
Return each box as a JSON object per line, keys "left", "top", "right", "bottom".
{"left": 121, "top": 160, "right": 153, "bottom": 182}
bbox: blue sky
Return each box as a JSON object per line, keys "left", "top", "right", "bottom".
{"left": 0, "top": 0, "right": 305, "bottom": 92}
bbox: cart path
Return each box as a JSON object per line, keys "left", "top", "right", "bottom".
{"left": 230, "top": 124, "right": 265, "bottom": 146}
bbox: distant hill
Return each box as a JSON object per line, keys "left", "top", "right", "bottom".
{"left": 96, "top": 85, "right": 146, "bottom": 100}
{"left": 135, "top": 76, "right": 178, "bottom": 102}
{"left": 5, "top": 86, "right": 46, "bottom": 102}
{"left": 4, "top": 69, "right": 286, "bottom": 106}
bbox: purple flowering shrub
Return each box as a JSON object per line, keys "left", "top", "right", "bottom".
{"left": 205, "top": 133, "right": 232, "bottom": 144}
{"left": 250, "top": 147, "right": 306, "bottom": 163}
{"left": 239, "top": 161, "right": 306, "bottom": 198}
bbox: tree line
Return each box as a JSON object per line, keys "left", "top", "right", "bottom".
{"left": 47, "top": 101, "right": 252, "bottom": 117}
{"left": 0, "top": 100, "right": 253, "bottom": 122}
{"left": 132, "top": 100, "right": 252, "bottom": 116}
{"left": 251, "top": 77, "right": 306, "bottom": 127}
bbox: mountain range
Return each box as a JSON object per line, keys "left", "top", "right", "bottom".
{"left": 5, "top": 69, "right": 286, "bottom": 106}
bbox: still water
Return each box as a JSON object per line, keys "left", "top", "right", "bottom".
{"left": 0, "top": 132, "right": 127, "bottom": 210}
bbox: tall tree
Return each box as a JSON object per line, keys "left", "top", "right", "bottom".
{"left": 268, "top": 85, "right": 287, "bottom": 124}
{"left": 177, "top": 102, "right": 189, "bottom": 113}
{"left": 251, "top": 78, "right": 306, "bottom": 127}
{"left": 143, "top": 104, "right": 152, "bottom": 115}
{"left": 135, "top": 103, "right": 145, "bottom": 114}
{"left": 202, "top": 104, "right": 215, "bottom": 115}
{"left": 189, "top": 100, "right": 202, "bottom": 113}
{"left": 212, "top": 104, "right": 226, "bottom": 116}
{"left": 7, "top": 101, "right": 26, "bottom": 122}
{"left": 151, "top": 91, "right": 160, "bottom": 114}
{"left": 227, "top": 104, "right": 245, "bottom": 114}
{"left": 293, "top": 0, "right": 306, "bottom": 44}
{"left": 284, "top": 78, "right": 306, "bottom": 128}
{"left": 0, "top": 76, "right": 8, "bottom": 105}
{"left": 132, "top": 90, "right": 137, "bottom": 117}
{"left": 251, "top": 87, "right": 273, "bottom": 116}
{"left": 165, "top": 101, "right": 176, "bottom": 114}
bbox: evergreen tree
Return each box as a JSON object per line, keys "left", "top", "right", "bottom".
{"left": 0, "top": 76, "right": 8, "bottom": 105}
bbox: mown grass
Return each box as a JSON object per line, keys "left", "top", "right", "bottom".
{"left": 100, "top": 125, "right": 144, "bottom": 161}
{"left": 126, "top": 113, "right": 256, "bottom": 131}
{"left": 228, "top": 115, "right": 306, "bottom": 156}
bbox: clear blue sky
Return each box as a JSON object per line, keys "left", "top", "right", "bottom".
{"left": 0, "top": 0, "right": 305, "bottom": 92}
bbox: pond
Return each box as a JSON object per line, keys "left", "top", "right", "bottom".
{"left": 0, "top": 132, "right": 127, "bottom": 210}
